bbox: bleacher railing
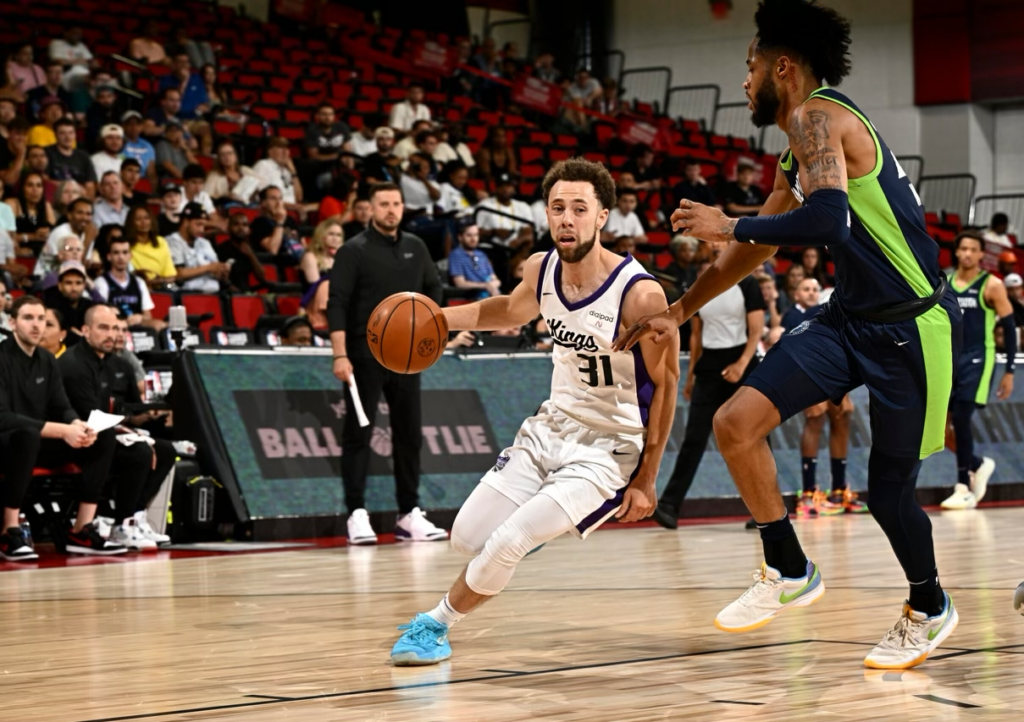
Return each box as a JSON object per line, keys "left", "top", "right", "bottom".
{"left": 666, "top": 84, "right": 720, "bottom": 132}
{"left": 918, "top": 174, "right": 977, "bottom": 222}
{"left": 574, "top": 50, "right": 626, "bottom": 87}
{"left": 759, "top": 124, "right": 789, "bottom": 155}
{"left": 895, "top": 155, "right": 924, "bottom": 189}
{"left": 713, "top": 102, "right": 759, "bottom": 149}
{"left": 971, "top": 194, "right": 1024, "bottom": 237}
{"left": 620, "top": 66, "right": 672, "bottom": 115}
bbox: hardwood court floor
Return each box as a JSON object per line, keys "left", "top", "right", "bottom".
{"left": 4, "top": 508, "right": 1024, "bottom": 722}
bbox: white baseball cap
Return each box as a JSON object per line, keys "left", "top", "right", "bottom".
{"left": 1004, "top": 273, "right": 1023, "bottom": 288}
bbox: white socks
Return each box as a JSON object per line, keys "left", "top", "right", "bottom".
{"left": 426, "top": 594, "right": 466, "bottom": 628}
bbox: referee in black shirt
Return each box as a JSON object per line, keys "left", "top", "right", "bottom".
{"left": 327, "top": 182, "right": 447, "bottom": 546}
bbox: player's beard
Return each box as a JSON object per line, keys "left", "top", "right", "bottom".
{"left": 555, "top": 230, "right": 597, "bottom": 264}
{"left": 750, "top": 81, "right": 781, "bottom": 129}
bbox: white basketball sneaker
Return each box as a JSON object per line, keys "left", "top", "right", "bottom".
{"left": 1014, "top": 582, "right": 1024, "bottom": 615}
{"left": 347, "top": 509, "right": 378, "bottom": 546}
{"left": 714, "top": 560, "right": 825, "bottom": 633}
{"left": 395, "top": 507, "right": 448, "bottom": 542}
{"left": 134, "top": 510, "right": 171, "bottom": 546}
{"left": 971, "top": 457, "right": 994, "bottom": 503}
{"left": 864, "top": 593, "right": 958, "bottom": 669}
{"left": 940, "top": 483, "right": 977, "bottom": 510}
{"left": 110, "top": 519, "right": 158, "bottom": 551}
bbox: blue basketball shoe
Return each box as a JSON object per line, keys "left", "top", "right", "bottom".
{"left": 391, "top": 613, "right": 452, "bottom": 666}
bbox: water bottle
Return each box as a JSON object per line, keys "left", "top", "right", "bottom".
{"left": 18, "top": 513, "right": 32, "bottom": 547}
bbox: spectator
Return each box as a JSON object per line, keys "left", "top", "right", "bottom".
{"left": 755, "top": 270, "right": 783, "bottom": 345}
{"left": 92, "top": 222, "right": 123, "bottom": 264}
{"left": 216, "top": 212, "right": 266, "bottom": 291}
{"left": 166, "top": 203, "right": 228, "bottom": 294}
{"left": 532, "top": 52, "right": 561, "bottom": 84}
{"left": 155, "top": 120, "right": 195, "bottom": 181}
{"left": 665, "top": 234, "right": 699, "bottom": 300}
{"left": 159, "top": 49, "right": 210, "bottom": 130}
{"left": 475, "top": 173, "right": 534, "bottom": 251}
{"left": 0, "top": 98, "right": 16, "bottom": 138}
{"left": 42, "top": 259, "right": 94, "bottom": 336}
{"left": 393, "top": 119, "right": 432, "bottom": 162}
{"left": 120, "top": 111, "right": 157, "bottom": 182}
{"left": 0, "top": 178, "right": 14, "bottom": 233}
{"left": 389, "top": 82, "right": 431, "bottom": 132}
{"left": 200, "top": 63, "right": 228, "bottom": 112}
{"left": 92, "top": 170, "right": 129, "bottom": 228}
{"left": 172, "top": 26, "right": 216, "bottom": 70}
{"left": 326, "top": 182, "right": 446, "bottom": 545}
{"left": 128, "top": 20, "right": 169, "bottom": 66}
{"left": 24, "top": 144, "right": 48, "bottom": 177}
{"left": 27, "top": 96, "right": 65, "bottom": 147}
{"left": 473, "top": 37, "right": 502, "bottom": 78}
{"left": 39, "top": 306, "right": 67, "bottom": 356}
{"left": 250, "top": 186, "right": 304, "bottom": 262}
{"left": 299, "top": 218, "right": 342, "bottom": 287}
{"left": 253, "top": 137, "right": 303, "bottom": 206}
{"left": 621, "top": 143, "right": 661, "bottom": 190}
{"left": 84, "top": 84, "right": 124, "bottom": 149}
{"left": 983, "top": 212, "right": 1013, "bottom": 248}
{"left": 564, "top": 68, "right": 602, "bottom": 128}
{"left": 475, "top": 126, "right": 517, "bottom": 186}
{"left": 0, "top": 278, "right": 10, "bottom": 330}
{"left": 0, "top": 117, "right": 29, "bottom": 187}
{"left": 119, "top": 158, "right": 149, "bottom": 208}
{"left": 156, "top": 183, "right": 182, "bottom": 236}
{"left": 206, "top": 140, "right": 258, "bottom": 205}
{"left": 48, "top": 26, "right": 95, "bottom": 94}
{"left": 0, "top": 226, "right": 24, "bottom": 288}
{"left": 39, "top": 197, "right": 95, "bottom": 278}
{"left": 719, "top": 161, "right": 764, "bottom": 217}
{"left": 999, "top": 250, "right": 1018, "bottom": 278}
{"left": 400, "top": 152, "right": 441, "bottom": 216}
{"left": 111, "top": 316, "right": 148, "bottom": 394}
{"left": 305, "top": 103, "right": 350, "bottom": 163}
{"left": 601, "top": 188, "right": 647, "bottom": 244}
{"left": 342, "top": 197, "right": 372, "bottom": 240}
{"left": 344, "top": 123, "right": 378, "bottom": 159}
{"left": 437, "top": 161, "right": 475, "bottom": 216}
{"left": 672, "top": 158, "right": 717, "bottom": 207}
{"left": 433, "top": 123, "right": 474, "bottom": 169}
{"left": 403, "top": 131, "right": 442, "bottom": 178}
{"left": 126, "top": 205, "right": 176, "bottom": 287}
{"left": 448, "top": 222, "right": 500, "bottom": 299}
{"left": 46, "top": 118, "right": 97, "bottom": 197}
{"left": 596, "top": 77, "right": 622, "bottom": 116}
{"left": 800, "top": 247, "right": 828, "bottom": 287}
{"left": 52, "top": 179, "right": 83, "bottom": 219}
{"left": 776, "top": 262, "right": 806, "bottom": 316}
{"left": 7, "top": 171, "right": 56, "bottom": 249}
{"left": 6, "top": 43, "right": 45, "bottom": 95}
{"left": 143, "top": 87, "right": 185, "bottom": 140}
{"left": 362, "top": 127, "right": 400, "bottom": 184}
{"left": 0, "top": 53, "right": 23, "bottom": 103}
{"left": 26, "top": 60, "right": 71, "bottom": 121}
{"left": 0, "top": 296, "right": 126, "bottom": 559}
{"left": 177, "top": 163, "right": 222, "bottom": 229}
{"left": 94, "top": 234, "right": 163, "bottom": 330}
{"left": 91, "top": 125, "right": 125, "bottom": 179}
{"left": 280, "top": 315, "right": 316, "bottom": 345}
{"left": 1005, "top": 273, "right": 1024, "bottom": 330}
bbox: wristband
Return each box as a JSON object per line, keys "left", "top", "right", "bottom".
{"left": 333, "top": 355, "right": 347, "bottom": 360}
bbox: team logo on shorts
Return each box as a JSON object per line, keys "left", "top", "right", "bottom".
{"left": 789, "top": 320, "right": 811, "bottom": 336}
{"left": 493, "top": 453, "right": 510, "bottom": 471}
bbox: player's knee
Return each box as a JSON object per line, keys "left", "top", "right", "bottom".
{"left": 713, "top": 401, "right": 753, "bottom": 452}
{"left": 483, "top": 518, "right": 534, "bottom": 568}
{"left": 449, "top": 524, "right": 484, "bottom": 557}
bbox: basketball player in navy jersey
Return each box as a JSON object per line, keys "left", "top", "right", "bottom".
{"left": 387, "top": 158, "right": 680, "bottom": 666}
{"left": 941, "top": 232, "right": 1015, "bottom": 510}
{"left": 617, "top": 0, "right": 962, "bottom": 668}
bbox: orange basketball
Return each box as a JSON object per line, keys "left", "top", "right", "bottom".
{"left": 366, "top": 292, "right": 450, "bottom": 374}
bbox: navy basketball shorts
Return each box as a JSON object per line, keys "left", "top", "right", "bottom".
{"left": 950, "top": 352, "right": 995, "bottom": 407}
{"left": 744, "top": 293, "right": 963, "bottom": 459}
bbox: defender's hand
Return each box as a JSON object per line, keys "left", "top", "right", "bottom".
{"left": 671, "top": 199, "right": 736, "bottom": 243}
{"left": 997, "top": 373, "right": 1014, "bottom": 401}
{"left": 613, "top": 306, "right": 684, "bottom": 351}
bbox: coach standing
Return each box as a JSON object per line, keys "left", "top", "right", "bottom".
{"left": 327, "top": 182, "right": 448, "bottom": 547}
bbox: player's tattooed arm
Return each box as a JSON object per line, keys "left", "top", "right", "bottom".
{"left": 788, "top": 104, "right": 848, "bottom": 194}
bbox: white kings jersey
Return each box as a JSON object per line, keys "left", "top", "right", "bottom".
{"left": 536, "top": 250, "right": 657, "bottom": 435}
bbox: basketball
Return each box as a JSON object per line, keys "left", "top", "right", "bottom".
{"left": 366, "top": 292, "right": 449, "bottom": 374}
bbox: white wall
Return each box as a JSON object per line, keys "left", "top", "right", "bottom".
{"left": 610, "top": 0, "right": 920, "bottom": 154}
{"left": 995, "top": 106, "right": 1024, "bottom": 195}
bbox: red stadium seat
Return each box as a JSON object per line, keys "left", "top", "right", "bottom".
{"left": 275, "top": 295, "right": 303, "bottom": 316}
{"left": 150, "top": 291, "right": 173, "bottom": 321}
{"left": 230, "top": 295, "right": 267, "bottom": 329}
{"left": 181, "top": 294, "right": 226, "bottom": 338}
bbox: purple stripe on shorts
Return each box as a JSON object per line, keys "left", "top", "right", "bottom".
{"left": 575, "top": 444, "right": 647, "bottom": 534}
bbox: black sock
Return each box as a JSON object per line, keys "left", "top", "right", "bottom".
{"left": 757, "top": 513, "right": 809, "bottom": 578}
{"left": 970, "top": 455, "right": 982, "bottom": 473}
{"left": 908, "top": 570, "right": 945, "bottom": 617}
{"left": 801, "top": 457, "right": 817, "bottom": 494}
{"left": 830, "top": 457, "right": 847, "bottom": 491}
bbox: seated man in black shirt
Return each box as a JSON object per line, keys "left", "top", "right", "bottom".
{"left": 362, "top": 127, "right": 401, "bottom": 184}
{"left": 718, "top": 161, "right": 765, "bottom": 217}
{"left": 250, "top": 186, "right": 305, "bottom": 262}
{"left": 672, "top": 158, "right": 717, "bottom": 208}
{"left": 46, "top": 118, "right": 98, "bottom": 198}
{"left": 120, "top": 158, "right": 150, "bottom": 208}
{"left": 0, "top": 296, "right": 125, "bottom": 559}
{"left": 343, "top": 197, "right": 372, "bottom": 240}
{"left": 217, "top": 212, "right": 267, "bottom": 291}
{"left": 42, "top": 260, "right": 94, "bottom": 342}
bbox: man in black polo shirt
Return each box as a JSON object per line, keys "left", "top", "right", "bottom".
{"left": 327, "top": 182, "right": 446, "bottom": 547}
{"left": 43, "top": 260, "right": 94, "bottom": 341}
{"left": 0, "top": 297, "right": 125, "bottom": 559}
{"left": 217, "top": 212, "right": 267, "bottom": 291}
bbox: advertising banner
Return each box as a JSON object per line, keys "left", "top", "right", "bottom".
{"left": 512, "top": 76, "right": 562, "bottom": 116}
{"left": 410, "top": 41, "right": 456, "bottom": 76}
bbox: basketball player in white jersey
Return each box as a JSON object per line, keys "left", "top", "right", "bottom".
{"left": 389, "top": 158, "right": 680, "bottom": 665}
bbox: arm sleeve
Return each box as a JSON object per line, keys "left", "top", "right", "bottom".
{"left": 739, "top": 276, "right": 768, "bottom": 312}
{"left": 999, "top": 313, "right": 1017, "bottom": 373}
{"left": 733, "top": 188, "right": 851, "bottom": 248}
{"left": 326, "top": 244, "right": 359, "bottom": 332}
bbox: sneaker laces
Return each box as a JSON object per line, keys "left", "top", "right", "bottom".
{"left": 396, "top": 617, "right": 444, "bottom": 646}
{"left": 736, "top": 563, "right": 780, "bottom": 607}
{"left": 879, "top": 607, "right": 917, "bottom": 648}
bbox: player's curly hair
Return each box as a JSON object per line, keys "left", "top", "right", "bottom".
{"left": 541, "top": 157, "right": 617, "bottom": 210}
{"left": 754, "top": 0, "right": 852, "bottom": 87}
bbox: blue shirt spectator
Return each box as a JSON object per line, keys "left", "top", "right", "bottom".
{"left": 448, "top": 224, "right": 500, "bottom": 299}
{"left": 158, "top": 74, "right": 208, "bottom": 120}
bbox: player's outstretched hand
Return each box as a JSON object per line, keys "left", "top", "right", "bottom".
{"left": 997, "top": 373, "right": 1014, "bottom": 401}
{"left": 613, "top": 307, "right": 683, "bottom": 351}
{"left": 615, "top": 484, "right": 656, "bottom": 523}
{"left": 671, "top": 199, "right": 736, "bottom": 242}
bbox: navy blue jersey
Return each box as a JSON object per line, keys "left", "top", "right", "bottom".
{"left": 779, "top": 87, "right": 943, "bottom": 316}
{"left": 780, "top": 303, "right": 823, "bottom": 331}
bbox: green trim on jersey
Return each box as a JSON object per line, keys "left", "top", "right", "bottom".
{"left": 915, "top": 305, "right": 955, "bottom": 458}
{"left": 804, "top": 90, "right": 932, "bottom": 299}
{"left": 780, "top": 149, "right": 794, "bottom": 171}
{"left": 976, "top": 274, "right": 997, "bottom": 405}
